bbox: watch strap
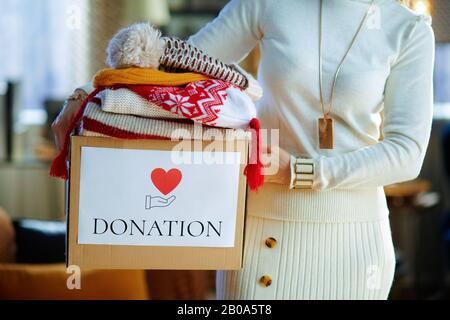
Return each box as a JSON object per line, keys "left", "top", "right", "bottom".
{"left": 292, "top": 158, "right": 315, "bottom": 190}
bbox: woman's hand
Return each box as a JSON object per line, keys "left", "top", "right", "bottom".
{"left": 263, "top": 146, "right": 292, "bottom": 185}
{"left": 51, "top": 89, "right": 87, "bottom": 151}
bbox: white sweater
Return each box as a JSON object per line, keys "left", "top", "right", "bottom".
{"left": 188, "top": 0, "right": 435, "bottom": 191}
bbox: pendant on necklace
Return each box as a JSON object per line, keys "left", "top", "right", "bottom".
{"left": 318, "top": 116, "right": 334, "bottom": 149}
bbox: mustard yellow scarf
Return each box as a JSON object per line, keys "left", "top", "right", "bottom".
{"left": 93, "top": 68, "right": 209, "bottom": 88}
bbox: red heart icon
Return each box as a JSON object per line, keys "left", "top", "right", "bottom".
{"left": 151, "top": 168, "right": 182, "bottom": 195}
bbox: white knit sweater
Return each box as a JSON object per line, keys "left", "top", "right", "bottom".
{"left": 188, "top": 0, "right": 435, "bottom": 191}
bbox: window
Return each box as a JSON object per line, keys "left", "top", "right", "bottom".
{"left": 434, "top": 43, "right": 450, "bottom": 103}
{"left": 0, "top": 0, "right": 88, "bottom": 111}
{"left": 434, "top": 43, "right": 450, "bottom": 118}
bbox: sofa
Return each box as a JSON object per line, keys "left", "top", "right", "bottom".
{"left": 0, "top": 208, "right": 210, "bottom": 300}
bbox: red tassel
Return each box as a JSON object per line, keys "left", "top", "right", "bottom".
{"left": 49, "top": 88, "right": 102, "bottom": 179}
{"left": 244, "top": 118, "right": 264, "bottom": 191}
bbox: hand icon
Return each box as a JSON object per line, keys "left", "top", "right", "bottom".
{"left": 146, "top": 195, "right": 176, "bottom": 210}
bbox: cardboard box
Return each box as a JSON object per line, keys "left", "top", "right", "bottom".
{"left": 67, "top": 136, "right": 248, "bottom": 270}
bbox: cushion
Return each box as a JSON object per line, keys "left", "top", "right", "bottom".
{"left": 0, "top": 264, "right": 149, "bottom": 300}
{"left": 13, "top": 219, "right": 65, "bottom": 264}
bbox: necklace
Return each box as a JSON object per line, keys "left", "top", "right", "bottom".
{"left": 318, "top": 0, "right": 375, "bottom": 149}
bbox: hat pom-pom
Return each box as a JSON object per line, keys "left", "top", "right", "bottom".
{"left": 107, "top": 22, "right": 164, "bottom": 69}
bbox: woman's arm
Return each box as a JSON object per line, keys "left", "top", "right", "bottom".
{"left": 188, "top": 0, "right": 267, "bottom": 64}
{"left": 309, "top": 16, "right": 435, "bottom": 190}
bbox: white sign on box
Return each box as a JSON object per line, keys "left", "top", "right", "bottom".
{"left": 78, "top": 147, "right": 241, "bottom": 248}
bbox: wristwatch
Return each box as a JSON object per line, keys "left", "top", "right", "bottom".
{"left": 290, "top": 157, "right": 315, "bottom": 190}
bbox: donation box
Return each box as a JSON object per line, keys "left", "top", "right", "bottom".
{"left": 67, "top": 136, "right": 248, "bottom": 270}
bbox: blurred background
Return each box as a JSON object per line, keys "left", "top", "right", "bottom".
{"left": 0, "top": 0, "right": 449, "bottom": 300}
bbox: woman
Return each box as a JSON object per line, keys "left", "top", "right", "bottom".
{"left": 53, "top": 0, "right": 435, "bottom": 300}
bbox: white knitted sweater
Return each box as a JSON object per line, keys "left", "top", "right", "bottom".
{"left": 188, "top": 0, "right": 435, "bottom": 191}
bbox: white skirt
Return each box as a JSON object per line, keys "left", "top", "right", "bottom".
{"left": 216, "top": 184, "right": 396, "bottom": 300}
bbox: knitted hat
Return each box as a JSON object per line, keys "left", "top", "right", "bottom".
{"left": 106, "top": 23, "right": 249, "bottom": 89}
{"left": 160, "top": 37, "right": 248, "bottom": 89}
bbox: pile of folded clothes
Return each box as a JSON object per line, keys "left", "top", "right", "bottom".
{"left": 50, "top": 23, "right": 264, "bottom": 191}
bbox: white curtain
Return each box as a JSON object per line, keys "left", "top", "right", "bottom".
{"left": 0, "top": 0, "right": 89, "bottom": 110}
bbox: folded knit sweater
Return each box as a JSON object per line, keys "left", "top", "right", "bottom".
{"left": 98, "top": 89, "right": 185, "bottom": 120}
{"left": 97, "top": 80, "right": 257, "bottom": 129}
{"left": 82, "top": 101, "right": 237, "bottom": 141}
